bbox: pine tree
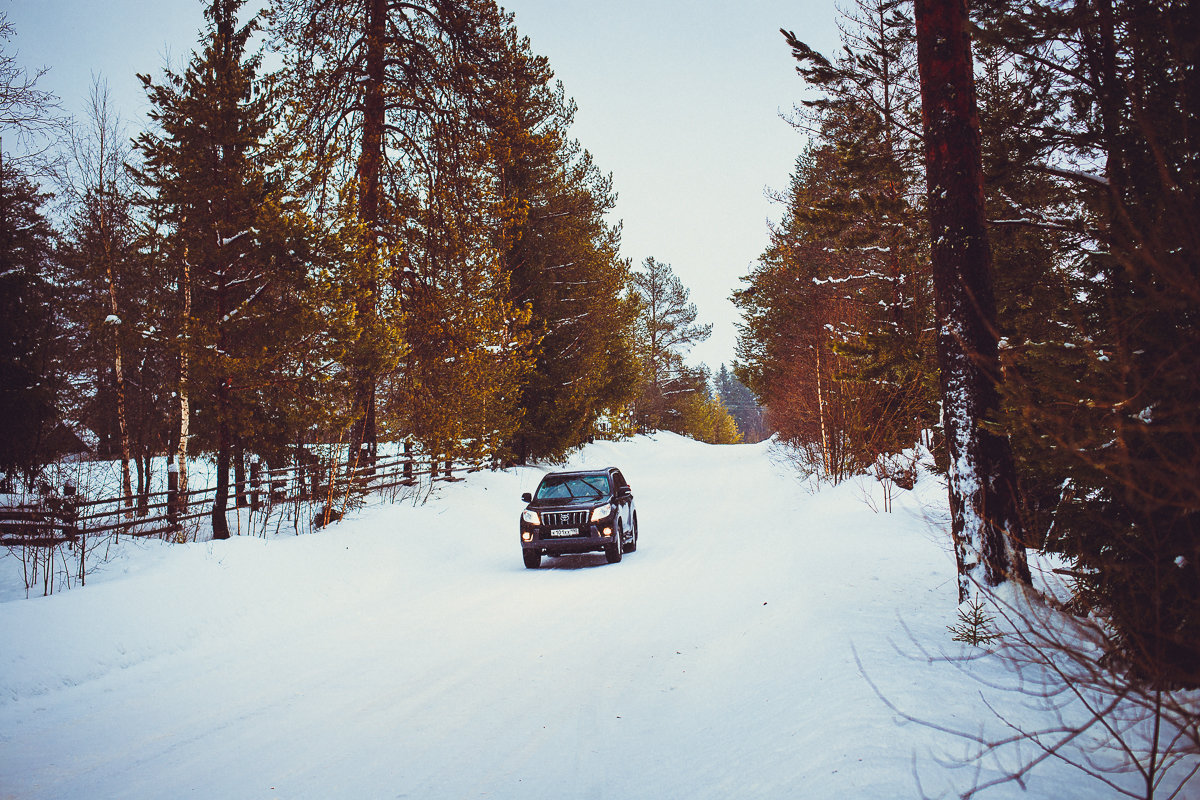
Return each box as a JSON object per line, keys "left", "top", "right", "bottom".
{"left": 479, "top": 24, "right": 640, "bottom": 462}
{"left": 714, "top": 364, "right": 768, "bottom": 442}
{"left": 137, "top": 0, "right": 322, "bottom": 538}
{"left": 971, "top": 0, "right": 1200, "bottom": 684}
{"left": 1, "top": 13, "right": 70, "bottom": 485}
{"left": 740, "top": 5, "right": 936, "bottom": 480}
{"left": 632, "top": 257, "right": 711, "bottom": 431}
{"left": 268, "top": 0, "right": 508, "bottom": 463}
{"left": 385, "top": 50, "right": 535, "bottom": 464}
{"left": 0, "top": 159, "right": 65, "bottom": 486}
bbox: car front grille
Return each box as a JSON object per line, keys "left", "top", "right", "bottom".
{"left": 542, "top": 510, "right": 588, "bottom": 528}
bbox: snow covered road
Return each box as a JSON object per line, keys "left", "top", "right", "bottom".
{"left": 1, "top": 434, "right": 1109, "bottom": 798}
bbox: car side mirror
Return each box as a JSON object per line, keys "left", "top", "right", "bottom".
{"left": 619, "top": 486, "right": 632, "bottom": 498}
{"left": 521, "top": 492, "right": 532, "bottom": 503}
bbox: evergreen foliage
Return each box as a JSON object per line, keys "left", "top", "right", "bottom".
{"left": 631, "top": 256, "right": 712, "bottom": 432}
{"left": 136, "top": 0, "right": 325, "bottom": 537}
{"left": 268, "top": 0, "right": 512, "bottom": 460}
{"left": 970, "top": 0, "right": 1200, "bottom": 685}
{"left": 714, "top": 364, "right": 769, "bottom": 443}
{"left": 480, "top": 27, "right": 640, "bottom": 463}
{"left": 4, "top": 0, "right": 645, "bottom": 492}
{"left": 0, "top": 160, "right": 66, "bottom": 485}
{"left": 755, "top": 0, "right": 1199, "bottom": 682}
{"left": 736, "top": 1, "right": 936, "bottom": 481}
{"left": 675, "top": 389, "right": 741, "bottom": 446}
{"left": 947, "top": 597, "right": 1001, "bottom": 646}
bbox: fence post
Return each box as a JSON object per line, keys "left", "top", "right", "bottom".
{"left": 404, "top": 440, "right": 413, "bottom": 484}
{"left": 235, "top": 450, "right": 247, "bottom": 508}
{"left": 444, "top": 457, "right": 453, "bottom": 480}
{"left": 62, "top": 479, "right": 84, "bottom": 584}
{"left": 167, "top": 463, "right": 180, "bottom": 529}
{"left": 250, "top": 458, "right": 261, "bottom": 512}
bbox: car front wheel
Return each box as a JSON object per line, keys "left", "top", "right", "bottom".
{"left": 605, "top": 523, "right": 624, "bottom": 564}
{"left": 523, "top": 549, "right": 541, "bottom": 569}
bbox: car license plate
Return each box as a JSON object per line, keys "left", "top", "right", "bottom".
{"left": 550, "top": 528, "right": 578, "bottom": 537}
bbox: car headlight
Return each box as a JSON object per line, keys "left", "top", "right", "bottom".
{"left": 522, "top": 509, "right": 541, "bottom": 525}
{"left": 590, "top": 503, "right": 612, "bottom": 522}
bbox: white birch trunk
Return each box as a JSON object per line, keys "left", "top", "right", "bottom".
{"left": 176, "top": 240, "right": 191, "bottom": 508}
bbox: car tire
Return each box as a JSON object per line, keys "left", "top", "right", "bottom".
{"left": 523, "top": 549, "right": 541, "bottom": 569}
{"left": 605, "top": 523, "right": 624, "bottom": 564}
{"left": 626, "top": 514, "right": 638, "bottom": 553}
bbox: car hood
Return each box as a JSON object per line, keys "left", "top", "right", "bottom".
{"left": 528, "top": 496, "right": 608, "bottom": 509}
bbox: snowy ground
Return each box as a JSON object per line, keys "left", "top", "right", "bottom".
{"left": 0, "top": 434, "right": 1147, "bottom": 798}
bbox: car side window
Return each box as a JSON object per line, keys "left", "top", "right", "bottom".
{"left": 613, "top": 471, "right": 627, "bottom": 490}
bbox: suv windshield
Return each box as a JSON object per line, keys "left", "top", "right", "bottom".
{"left": 534, "top": 474, "right": 611, "bottom": 501}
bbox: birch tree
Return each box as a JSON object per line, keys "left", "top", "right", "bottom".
{"left": 0, "top": 12, "right": 65, "bottom": 172}
{"left": 61, "top": 81, "right": 141, "bottom": 515}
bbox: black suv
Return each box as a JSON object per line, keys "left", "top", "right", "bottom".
{"left": 520, "top": 467, "right": 638, "bottom": 568}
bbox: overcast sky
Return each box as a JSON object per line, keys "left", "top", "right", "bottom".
{"left": 6, "top": 0, "right": 842, "bottom": 369}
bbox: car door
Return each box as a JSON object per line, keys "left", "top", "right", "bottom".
{"left": 612, "top": 470, "right": 633, "bottom": 532}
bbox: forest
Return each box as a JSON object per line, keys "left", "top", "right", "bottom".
{"left": 0, "top": 0, "right": 752, "bottom": 539}
{"left": 733, "top": 0, "right": 1197, "bottom": 695}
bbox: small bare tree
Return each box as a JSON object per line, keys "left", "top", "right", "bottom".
{"left": 863, "top": 581, "right": 1200, "bottom": 799}
{"left": 0, "top": 12, "right": 66, "bottom": 172}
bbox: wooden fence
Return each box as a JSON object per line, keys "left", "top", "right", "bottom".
{"left": 0, "top": 444, "right": 497, "bottom": 550}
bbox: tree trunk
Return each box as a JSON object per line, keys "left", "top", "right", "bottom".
{"left": 212, "top": 220, "right": 231, "bottom": 539}
{"left": 212, "top": 402, "right": 231, "bottom": 540}
{"left": 914, "top": 0, "right": 1031, "bottom": 601}
{"left": 349, "top": 0, "right": 387, "bottom": 466}
{"left": 135, "top": 451, "right": 150, "bottom": 516}
{"left": 176, "top": 238, "right": 191, "bottom": 513}
{"left": 103, "top": 232, "right": 134, "bottom": 519}
{"left": 815, "top": 342, "right": 831, "bottom": 473}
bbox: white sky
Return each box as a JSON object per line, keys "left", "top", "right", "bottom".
{"left": 6, "top": 0, "right": 842, "bottom": 369}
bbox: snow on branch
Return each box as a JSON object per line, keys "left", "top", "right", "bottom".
{"left": 220, "top": 283, "right": 269, "bottom": 325}
{"left": 812, "top": 271, "right": 896, "bottom": 285}
{"left": 1034, "top": 163, "right": 1110, "bottom": 188}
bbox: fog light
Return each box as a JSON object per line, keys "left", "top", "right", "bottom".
{"left": 522, "top": 531, "right": 533, "bottom": 542}
{"left": 602, "top": 527, "right": 612, "bottom": 537}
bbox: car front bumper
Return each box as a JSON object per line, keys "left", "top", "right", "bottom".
{"left": 520, "top": 520, "right": 616, "bottom": 556}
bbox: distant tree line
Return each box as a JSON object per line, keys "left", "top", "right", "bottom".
{"left": 0, "top": 1, "right": 761, "bottom": 534}
{"left": 736, "top": 0, "right": 1197, "bottom": 687}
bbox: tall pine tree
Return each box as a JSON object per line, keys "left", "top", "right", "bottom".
{"left": 137, "top": 0, "right": 321, "bottom": 538}
{"left": 479, "top": 24, "right": 639, "bottom": 462}
{"left": 0, "top": 159, "right": 65, "bottom": 487}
